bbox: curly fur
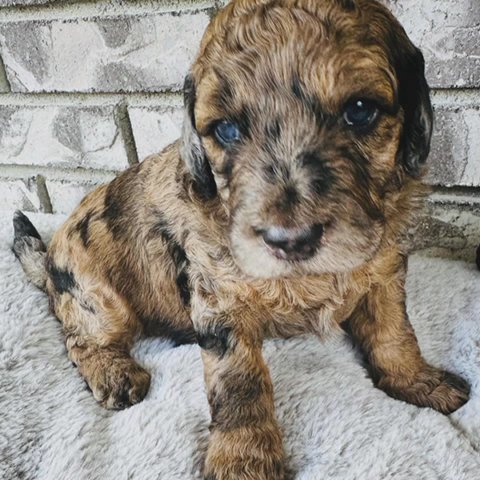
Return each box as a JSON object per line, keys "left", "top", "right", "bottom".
{"left": 13, "top": 1, "right": 469, "bottom": 478}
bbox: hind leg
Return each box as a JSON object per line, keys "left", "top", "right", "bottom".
{"left": 48, "top": 264, "right": 151, "bottom": 409}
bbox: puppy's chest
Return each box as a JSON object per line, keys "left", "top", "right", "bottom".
{"left": 186, "top": 233, "right": 369, "bottom": 335}
{"left": 219, "top": 272, "right": 369, "bottom": 337}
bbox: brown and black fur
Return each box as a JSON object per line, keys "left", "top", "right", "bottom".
{"left": 13, "top": 0, "right": 469, "bottom": 478}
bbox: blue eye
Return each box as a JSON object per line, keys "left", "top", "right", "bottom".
{"left": 214, "top": 121, "right": 241, "bottom": 146}
{"left": 343, "top": 99, "right": 378, "bottom": 128}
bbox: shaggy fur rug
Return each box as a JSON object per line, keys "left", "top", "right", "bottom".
{"left": 1, "top": 211, "right": 480, "bottom": 480}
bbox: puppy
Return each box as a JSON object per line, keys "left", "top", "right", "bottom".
{"left": 13, "top": 0, "right": 469, "bottom": 478}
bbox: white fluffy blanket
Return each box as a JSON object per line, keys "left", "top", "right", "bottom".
{"left": 1, "top": 211, "right": 480, "bottom": 480}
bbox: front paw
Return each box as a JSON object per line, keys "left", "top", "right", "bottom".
{"left": 204, "top": 428, "right": 285, "bottom": 480}
{"left": 378, "top": 366, "right": 470, "bottom": 414}
{"left": 84, "top": 353, "right": 151, "bottom": 410}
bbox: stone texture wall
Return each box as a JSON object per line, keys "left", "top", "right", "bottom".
{"left": 0, "top": 0, "right": 479, "bottom": 259}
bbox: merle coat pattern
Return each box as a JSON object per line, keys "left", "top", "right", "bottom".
{"left": 13, "top": 1, "right": 469, "bottom": 478}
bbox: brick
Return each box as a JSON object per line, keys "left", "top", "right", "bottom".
{"left": 45, "top": 179, "right": 109, "bottom": 214}
{"left": 427, "top": 105, "right": 480, "bottom": 187}
{"left": 128, "top": 106, "right": 183, "bottom": 160}
{"left": 386, "top": 0, "right": 480, "bottom": 88}
{"left": 0, "top": 3, "right": 476, "bottom": 90}
{"left": 0, "top": 105, "right": 129, "bottom": 170}
{"left": 0, "top": 177, "right": 47, "bottom": 212}
{"left": 0, "top": 11, "right": 209, "bottom": 93}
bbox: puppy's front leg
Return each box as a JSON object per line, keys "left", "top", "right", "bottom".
{"left": 348, "top": 252, "right": 469, "bottom": 414}
{"left": 196, "top": 308, "right": 284, "bottom": 480}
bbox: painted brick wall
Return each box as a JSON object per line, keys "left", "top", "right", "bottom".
{"left": 0, "top": 0, "right": 479, "bottom": 260}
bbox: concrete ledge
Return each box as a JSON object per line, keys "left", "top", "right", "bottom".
{"left": 409, "top": 191, "right": 480, "bottom": 262}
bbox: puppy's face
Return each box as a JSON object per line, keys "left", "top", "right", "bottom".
{"left": 182, "top": 0, "right": 433, "bottom": 278}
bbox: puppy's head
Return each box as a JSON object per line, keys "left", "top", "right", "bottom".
{"left": 181, "top": 0, "right": 433, "bottom": 278}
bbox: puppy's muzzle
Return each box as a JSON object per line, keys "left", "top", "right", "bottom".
{"left": 257, "top": 224, "right": 324, "bottom": 261}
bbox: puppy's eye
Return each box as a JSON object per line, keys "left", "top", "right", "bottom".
{"left": 214, "top": 121, "right": 241, "bottom": 146}
{"left": 343, "top": 99, "right": 378, "bottom": 128}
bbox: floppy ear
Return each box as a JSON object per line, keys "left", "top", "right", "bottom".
{"left": 396, "top": 47, "right": 434, "bottom": 177}
{"left": 180, "top": 73, "right": 217, "bottom": 200}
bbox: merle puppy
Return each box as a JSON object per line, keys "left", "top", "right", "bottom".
{"left": 13, "top": 1, "right": 469, "bottom": 478}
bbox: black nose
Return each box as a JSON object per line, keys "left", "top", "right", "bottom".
{"left": 261, "top": 224, "right": 323, "bottom": 260}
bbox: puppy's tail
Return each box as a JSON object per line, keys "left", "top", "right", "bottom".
{"left": 12, "top": 210, "right": 48, "bottom": 291}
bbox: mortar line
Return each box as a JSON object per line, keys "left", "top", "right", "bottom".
{"left": 0, "top": 91, "right": 183, "bottom": 107}
{"left": 431, "top": 185, "right": 480, "bottom": 196}
{"left": 115, "top": 101, "right": 140, "bottom": 166}
{"left": 36, "top": 174, "right": 53, "bottom": 214}
{"left": 0, "top": 0, "right": 215, "bottom": 22}
{"left": 0, "top": 53, "right": 11, "bottom": 93}
{"left": 0, "top": 164, "right": 118, "bottom": 183}
{"left": 429, "top": 187, "right": 480, "bottom": 206}
{"left": 431, "top": 89, "right": 480, "bottom": 107}
{"left": 0, "top": 89, "right": 477, "bottom": 107}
